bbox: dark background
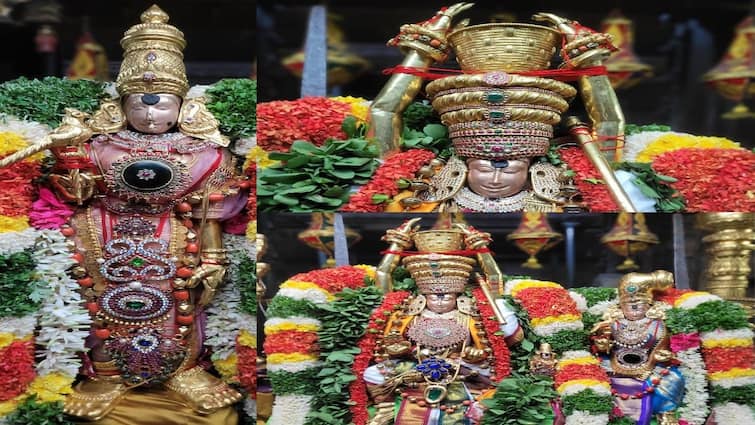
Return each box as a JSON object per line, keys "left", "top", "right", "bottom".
{"left": 0, "top": 0, "right": 255, "bottom": 84}
{"left": 257, "top": 0, "right": 754, "bottom": 147}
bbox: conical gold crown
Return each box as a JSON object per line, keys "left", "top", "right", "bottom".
{"left": 116, "top": 5, "right": 189, "bottom": 97}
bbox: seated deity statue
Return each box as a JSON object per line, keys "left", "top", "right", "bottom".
{"left": 365, "top": 220, "right": 522, "bottom": 425}
{"left": 591, "top": 271, "right": 685, "bottom": 425}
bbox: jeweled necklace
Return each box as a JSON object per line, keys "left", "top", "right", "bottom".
{"left": 454, "top": 187, "right": 527, "bottom": 212}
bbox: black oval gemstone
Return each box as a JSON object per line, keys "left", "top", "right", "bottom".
{"left": 121, "top": 160, "right": 174, "bottom": 192}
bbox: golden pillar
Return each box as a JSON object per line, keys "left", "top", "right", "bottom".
{"left": 696, "top": 213, "right": 755, "bottom": 316}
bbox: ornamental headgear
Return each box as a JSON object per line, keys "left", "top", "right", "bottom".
{"left": 402, "top": 230, "right": 476, "bottom": 294}
{"left": 116, "top": 5, "right": 189, "bottom": 98}
{"left": 618, "top": 270, "right": 675, "bottom": 304}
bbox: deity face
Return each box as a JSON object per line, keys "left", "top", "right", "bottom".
{"left": 466, "top": 158, "right": 530, "bottom": 198}
{"left": 621, "top": 300, "right": 650, "bottom": 321}
{"left": 426, "top": 293, "right": 458, "bottom": 314}
{"left": 124, "top": 93, "right": 181, "bottom": 134}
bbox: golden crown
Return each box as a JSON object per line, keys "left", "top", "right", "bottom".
{"left": 618, "top": 270, "right": 675, "bottom": 304}
{"left": 116, "top": 5, "right": 189, "bottom": 97}
{"left": 402, "top": 230, "right": 476, "bottom": 294}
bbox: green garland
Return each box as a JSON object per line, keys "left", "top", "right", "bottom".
{"left": 206, "top": 79, "right": 257, "bottom": 139}
{"left": 266, "top": 296, "right": 317, "bottom": 318}
{"left": 543, "top": 329, "right": 589, "bottom": 354}
{"left": 481, "top": 373, "right": 557, "bottom": 425}
{"left": 710, "top": 384, "right": 755, "bottom": 409}
{"left": 666, "top": 300, "right": 750, "bottom": 333}
{"left": 0, "top": 77, "right": 107, "bottom": 128}
{"left": 268, "top": 368, "right": 321, "bottom": 395}
{"left": 4, "top": 396, "right": 73, "bottom": 425}
{"left": 306, "top": 286, "right": 383, "bottom": 425}
{"left": 561, "top": 389, "right": 614, "bottom": 416}
{"left": 402, "top": 100, "right": 440, "bottom": 131}
{"left": 259, "top": 138, "right": 379, "bottom": 211}
{"left": 391, "top": 266, "right": 417, "bottom": 293}
{"left": 625, "top": 124, "right": 672, "bottom": 136}
{"left": 571, "top": 287, "right": 617, "bottom": 307}
{"left": 237, "top": 256, "right": 257, "bottom": 316}
{"left": 581, "top": 311, "right": 603, "bottom": 332}
{"left": 608, "top": 416, "right": 637, "bottom": 425}
{"left": 0, "top": 251, "right": 46, "bottom": 318}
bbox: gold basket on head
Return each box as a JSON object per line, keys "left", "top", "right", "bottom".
{"left": 412, "top": 230, "right": 464, "bottom": 252}
{"left": 448, "top": 23, "right": 561, "bottom": 72}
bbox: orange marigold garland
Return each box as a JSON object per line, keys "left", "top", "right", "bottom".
{"left": 473, "top": 287, "right": 511, "bottom": 381}
{"left": 349, "top": 290, "right": 410, "bottom": 425}
{"left": 257, "top": 97, "right": 351, "bottom": 152}
{"left": 341, "top": 149, "right": 436, "bottom": 212}
{"left": 559, "top": 146, "right": 618, "bottom": 212}
{"left": 651, "top": 148, "right": 755, "bottom": 212}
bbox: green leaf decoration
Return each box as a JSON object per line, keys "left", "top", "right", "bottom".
{"left": 259, "top": 136, "right": 379, "bottom": 212}
{"left": 0, "top": 77, "right": 107, "bottom": 128}
{"left": 616, "top": 161, "right": 686, "bottom": 212}
{"left": 206, "top": 78, "right": 257, "bottom": 139}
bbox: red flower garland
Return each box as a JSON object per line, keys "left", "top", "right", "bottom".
{"left": 515, "top": 287, "right": 579, "bottom": 319}
{"left": 651, "top": 148, "right": 755, "bottom": 212}
{"left": 288, "top": 266, "right": 368, "bottom": 294}
{"left": 237, "top": 341, "right": 256, "bottom": 397}
{"left": 348, "top": 290, "right": 410, "bottom": 425}
{"left": 341, "top": 149, "right": 436, "bottom": 212}
{"left": 559, "top": 147, "right": 618, "bottom": 212}
{"left": 654, "top": 288, "right": 691, "bottom": 306}
{"left": 257, "top": 97, "right": 351, "bottom": 152}
{"left": 0, "top": 161, "right": 41, "bottom": 218}
{"left": 472, "top": 287, "right": 512, "bottom": 382}
{"left": 702, "top": 346, "right": 755, "bottom": 374}
{"left": 0, "top": 340, "right": 35, "bottom": 401}
{"left": 263, "top": 330, "right": 319, "bottom": 355}
{"left": 554, "top": 363, "right": 610, "bottom": 389}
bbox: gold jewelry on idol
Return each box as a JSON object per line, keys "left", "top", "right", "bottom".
{"left": 116, "top": 5, "right": 189, "bottom": 97}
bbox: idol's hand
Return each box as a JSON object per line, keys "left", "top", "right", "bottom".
{"left": 454, "top": 223, "right": 492, "bottom": 250}
{"left": 186, "top": 263, "right": 227, "bottom": 306}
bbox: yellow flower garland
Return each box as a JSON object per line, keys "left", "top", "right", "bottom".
{"left": 636, "top": 134, "right": 740, "bottom": 163}
{"left": 267, "top": 352, "right": 319, "bottom": 364}
{"left": 557, "top": 356, "right": 600, "bottom": 370}
{"left": 701, "top": 338, "right": 753, "bottom": 349}
{"left": 26, "top": 373, "right": 74, "bottom": 403}
{"left": 331, "top": 96, "right": 370, "bottom": 123}
{"left": 708, "top": 367, "right": 755, "bottom": 381}
{"left": 556, "top": 379, "right": 611, "bottom": 394}
{"left": 509, "top": 280, "right": 562, "bottom": 297}
{"left": 0, "top": 131, "right": 45, "bottom": 162}
{"left": 0, "top": 216, "right": 29, "bottom": 234}
{"left": 264, "top": 321, "right": 320, "bottom": 334}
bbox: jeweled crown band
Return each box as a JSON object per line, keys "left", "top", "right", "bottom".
{"left": 454, "top": 136, "right": 550, "bottom": 160}
{"left": 403, "top": 253, "right": 476, "bottom": 294}
{"left": 440, "top": 107, "right": 562, "bottom": 126}
{"left": 432, "top": 90, "right": 570, "bottom": 115}
{"left": 426, "top": 72, "right": 577, "bottom": 98}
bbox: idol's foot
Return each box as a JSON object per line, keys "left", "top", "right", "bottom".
{"left": 165, "top": 366, "right": 242, "bottom": 415}
{"left": 63, "top": 376, "right": 127, "bottom": 421}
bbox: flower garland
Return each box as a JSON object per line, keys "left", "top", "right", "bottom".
{"left": 340, "top": 149, "right": 436, "bottom": 212}
{"left": 504, "top": 279, "right": 584, "bottom": 337}
{"left": 559, "top": 146, "right": 618, "bottom": 212}
{"left": 256, "top": 97, "right": 351, "bottom": 152}
{"left": 265, "top": 266, "right": 372, "bottom": 425}
{"left": 554, "top": 351, "right": 612, "bottom": 425}
{"left": 634, "top": 133, "right": 740, "bottom": 163}
{"left": 330, "top": 96, "right": 370, "bottom": 124}
{"left": 651, "top": 148, "right": 755, "bottom": 212}
{"left": 349, "top": 290, "right": 410, "bottom": 425}
{"left": 472, "top": 287, "right": 511, "bottom": 381}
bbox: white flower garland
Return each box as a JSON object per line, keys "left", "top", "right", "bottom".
{"left": 186, "top": 85, "right": 211, "bottom": 100}
{"left": 0, "top": 315, "right": 36, "bottom": 338}
{"left": 676, "top": 347, "right": 709, "bottom": 425}
{"left": 563, "top": 410, "right": 608, "bottom": 425}
{"left": 568, "top": 291, "right": 588, "bottom": 313}
{"left": 0, "top": 115, "right": 52, "bottom": 146}
{"left": 531, "top": 320, "right": 583, "bottom": 337}
{"left": 233, "top": 136, "right": 256, "bottom": 158}
{"left": 268, "top": 395, "right": 313, "bottom": 425}
{"left": 243, "top": 398, "right": 257, "bottom": 420}
{"left": 0, "top": 227, "right": 40, "bottom": 255}
{"left": 622, "top": 131, "right": 687, "bottom": 162}
{"left": 32, "top": 230, "right": 90, "bottom": 377}
{"left": 712, "top": 403, "right": 755, "bottom": 424}
{"left": 587, "top": 299, "right": 617, "bottom": 317}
